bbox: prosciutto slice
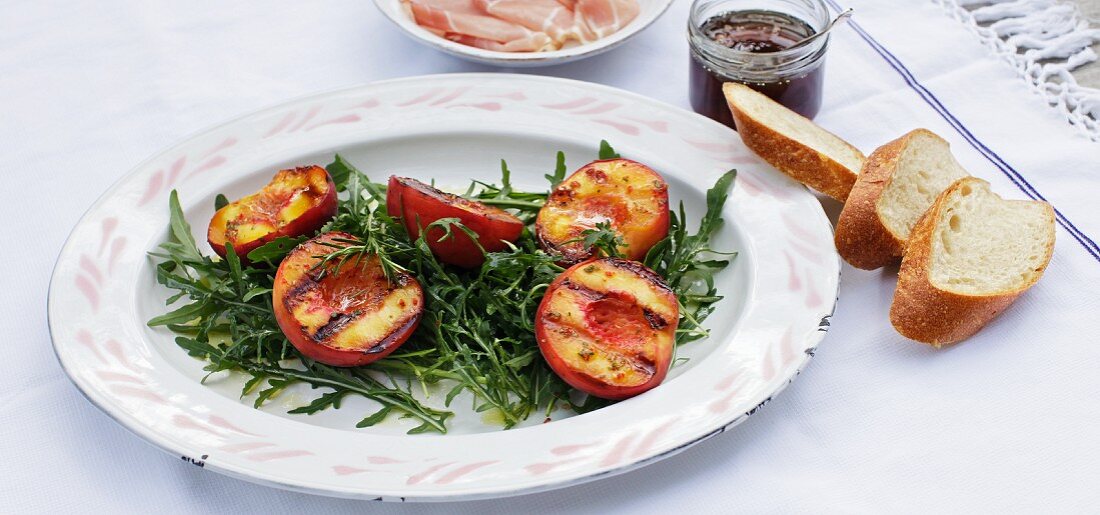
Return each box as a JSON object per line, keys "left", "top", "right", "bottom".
{"left": 446, "top": 33, "right": 553, "bottom": 52}
{"left": 402, "top": 0, "right": 638, "bottom": 53}
{"left": 576, "top": 0, "right": 639, "bottom": 39}
{"left": 410, "top": 2, "right": 554, "bottom": 50}
{"left": 410, "top": 0, "right": 482, "bottom": 14}
{"left": 473, "top": 0, "right": 577, "bottom": 42}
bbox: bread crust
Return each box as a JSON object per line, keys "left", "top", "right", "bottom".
{"left": 889, "top": 178, "right": 1055, "bottom": 347}
{"left": 834, "top": 129, "right": 927, "bottom": 270}
{"left": 723, "top": 83, "right": 863, "bottom": 201}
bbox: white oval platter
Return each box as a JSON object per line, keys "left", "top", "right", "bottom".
{"left": 48, "top": 73, "right": 839, "bottom": 501}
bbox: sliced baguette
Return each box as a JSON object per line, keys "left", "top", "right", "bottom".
{"left": 723, "top": 82, "right": 865, "bottom": 201}
{"left": 835, "top": 129, "right": 970, "bottom": 270}
{"left": 890, "top": 177, "right": 1055, "bottom": 347}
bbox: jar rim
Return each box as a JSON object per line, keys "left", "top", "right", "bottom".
{"left": 687, "top": 0, "right": 833, "bottom": 62}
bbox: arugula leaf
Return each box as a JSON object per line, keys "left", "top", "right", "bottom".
{"left": 246, "top": 236, "right": 305, "bottom": 265}
{"left": 357, "top": 406, "right": 394, "bottom": 428}
{"left": 643, "top": 169, "right": 737, "bottom": 344}
{"left": 288, "top": 390, "right": 348, "bottom": 414}
{"left": 545, "top": 151, "right": 567, "bottom": 188}
{"left": 214, "top": 194, "right": 229, "bottom": 210}
{"left": 598, "top": 140, "right": 620, "bottom": 159}
{"left": 572, "top": 221, "right": 626, "bottom": 258}
{"left": 325, "top": 153, "right": 357, "bottom": 191}
{"left": 167, "top": 190, "right": 204, "bottom": 263}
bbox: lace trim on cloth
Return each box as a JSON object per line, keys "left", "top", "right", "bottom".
{"left": 934, "top": 0, "right": 1100, "bottom": 140}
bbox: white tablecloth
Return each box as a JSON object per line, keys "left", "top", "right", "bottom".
{"left": 4, "top": 0, "right": 1098, "bottom": 512}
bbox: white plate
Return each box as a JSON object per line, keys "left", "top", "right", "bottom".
{"left": 372, "top": 0, "right": 674, "bottom": 67}
{"left": 48, "top": 73, "right": 839, "bottom": 501}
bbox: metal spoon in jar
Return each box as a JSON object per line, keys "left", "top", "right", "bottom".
{"left": 786, "top": 8, "right": 853, "bottom": 50}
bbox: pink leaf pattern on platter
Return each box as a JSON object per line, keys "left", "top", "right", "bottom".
{"left": 761, "top": 342, "right": 777, "bottom": 382}
{"left": 624, "top": 116, "right": 669, "bottom": 133}
{"left": 167, "top": 156, "right": 186, "bottom": 184}
{"left": 593, "top": 119, "right": 640, "bottom": 135}
{"left": 74, "top": 275, "right": 99, "bottom": 312}
{"left": 447, "top": 102, "right": 502, "bottom": 111}
{"left": 397, "top": 88, "right": 443, "bottom": 107}
{"left": 305, "top": 114, "right": 361, "bottom": 132}
{"left": 573, "top": 102, "right": 620, "bottom": 115}
{"left": 488, "top": 91, "right": 526, "bottom": 100}
{"left": 109, "top": 384, "right": 169, "bottom": 405}
{"left": 598, "top": 432, "right": 639, "bottom": 467}
{"left": 80, "top": 255, "right": 103, "bottom": 286}
{"left": 172, "top": 414, "right": 225, "bottom": 437}
{"left": 367, "top": 456, "right": 406, "bottom": 464}
{"left": 199, "top": 137, "right": 238, "bottom": 160}
{"left": 264, "top": 111, "right": 297, "bottom": 138}
{"left": 98, "top": 217, "right": 118, "bottom": 255}
{"left": 804, "top": 269, "right": 823, "bottom": 308}
{"left": 785, "top": 251, "right": 801, "bottom": 292}
{"left": 778, "top": 328, "right": 796, "bottom": 368}
{"left": 75, "top": 330, "right": 107, "bottom": 365}
{"left": 541, "top": 97, "right": 596, "bottom": 110}
{"left": 525, "top": 458, "right": 585, "bottom": 475}
{"left": 285, "top": 105, "right": 321, "bottom": 133}
{"left": 137, "top": 170, "right": 164, "bottom": 206}
{"left": 430, "top": 86, "right": 470, "bottom": 106}
{"left": 433, "top": 461, "right": 497, "bottom": 485}
{"left": 220, "top": 442, "right": 276, "bottom": 454}
{"left": 186, "top": 155, "right": 228, "bottom": 179}
{"left": 630, "top": 418, "right": 679, "bottom": 459}
{"left": 355, "top": 98, "right": 380, "bottom": 109}
{"left": 207, "top": 415, "right": 263, "bottom": 437}
{"left": 107, "top": 237, "right": 126, "bottom": 274}
{"left": 332, "top": 465, "right": 372, "bottom": 476}
{"left": 406, "top": 462, "right": 456, "bottom": 485}
{"left": 94, "top": 370, "right": 145, "bottom": 384}
{"left": 246, "top": 450, "right": 314, "bottom": 462}
{"left": 551, "top": 442, "right": 599, "bottom": 456}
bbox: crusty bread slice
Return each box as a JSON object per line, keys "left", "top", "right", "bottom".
{"left": 723, "top": 82, "right": 865, "bottom": 201}
{"left": 890, "top": 177, "right": 1055, "bottom": 347}
{"left": 835, "top": 129, "right": 970, "bottom": 270}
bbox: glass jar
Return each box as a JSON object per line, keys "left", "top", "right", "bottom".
{"left": 688, "top": 0, "right": 833, "bottom": 128}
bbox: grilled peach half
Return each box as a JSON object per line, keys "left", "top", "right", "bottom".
{"left": 273, "top": 232, "right": 423, "bottom": 367}
{"left": 386, "top": 176, "right": 524, "bottom": 268}
{"left": 535, "top": 258, "right": 678, "bottom": 400}
{"left": 208, "top": 166, "right": 337, "bottom": 260}
{"left": 536, "top": 159, "right": 670, "bottom": 264}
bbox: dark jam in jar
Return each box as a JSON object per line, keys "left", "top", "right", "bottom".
{"left": 689, "top": 10, "right": 824, "bottom": 128}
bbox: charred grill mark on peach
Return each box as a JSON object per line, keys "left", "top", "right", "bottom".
{"left": 272, "top": 232, "right": 424, "bottom": 367}
{"left": 284, "top": 275, "right": 319, "bottom": 305}
{"left": 360, "top": 312, "right": 421, "bottom": 355}
{"left": 606, "top": 258, "right": 674, "bottom": 293}
{"left": 535, "top": 258, "right": 678, "bottom": 400}
{"left": 312, "top": 311, "right": 361, "bottom": 342}
{"left": 559, "top": 278, "right": 603, "bottom": 300}
{"left": 207, "top": 166, "right": 337, "bottom": 260}
{"left": 642, "top": 309, "right": 668, "bottom": 330}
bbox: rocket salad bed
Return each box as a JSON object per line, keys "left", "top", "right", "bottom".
{"left": 148, "top": 141, "right": 737, "bottom": 434}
